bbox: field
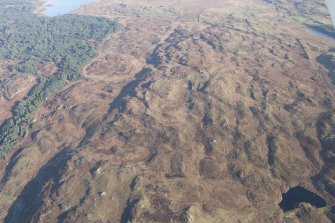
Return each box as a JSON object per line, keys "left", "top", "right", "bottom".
{"left": 0, "top": 0, "right": 334, "bottom": 222}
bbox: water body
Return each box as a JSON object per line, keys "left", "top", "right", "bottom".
{"left": 308, "top": 27, "right": 335, "bottom": 41}
{"left": 279, "top": 186, "right": 327, "bottom": 212}
{"left": 42, "top": 0, "right": 96, "bottom": 17}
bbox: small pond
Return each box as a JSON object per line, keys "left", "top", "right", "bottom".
{"left": 279, "top": 186, "right": 327, "bottom": 212}
{"left": 42, "top": 0, "right": 96, "bottom": 17}
{"left": 308, "top": 27, "right": 335, "bottom": 41}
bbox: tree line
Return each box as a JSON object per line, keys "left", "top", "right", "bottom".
{"left": 0, "top": 0, "right": 119, "bottom": 159}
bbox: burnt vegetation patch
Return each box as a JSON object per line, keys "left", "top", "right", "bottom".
{"left": 142, "top": 195, "right": 174, "bottom": 223}
{"left": 196, "top": 129, "right": 215, "bottom": 156}
{"left": 266, "top": 135, "right": 277, "bottom": 167}
{"left": 296, "top": 132, "right": 320, "bottom": 165}
{"left": 199, "top": 157, "right": 220, "bottom": 179}
{"left": 167, "top": 153, "right": 185, "bottom": 178}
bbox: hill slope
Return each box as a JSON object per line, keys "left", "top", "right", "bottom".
{"left": 0, "top": 0, "right": 335, "bottom": 222}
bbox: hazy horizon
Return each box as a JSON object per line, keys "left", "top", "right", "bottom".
{"left": 326, "top": 0, "right": 335, "bottom": 27}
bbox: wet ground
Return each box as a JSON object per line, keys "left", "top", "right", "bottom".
{"left": 308, "top": 27, "right": 335, "bottom": 41}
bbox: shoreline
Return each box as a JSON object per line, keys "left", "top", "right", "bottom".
{"left": 32, "top": 0, "right": 99, "bottom": 17}
{"left": 32, "top": 0, "right": 48, "bottom": 16}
